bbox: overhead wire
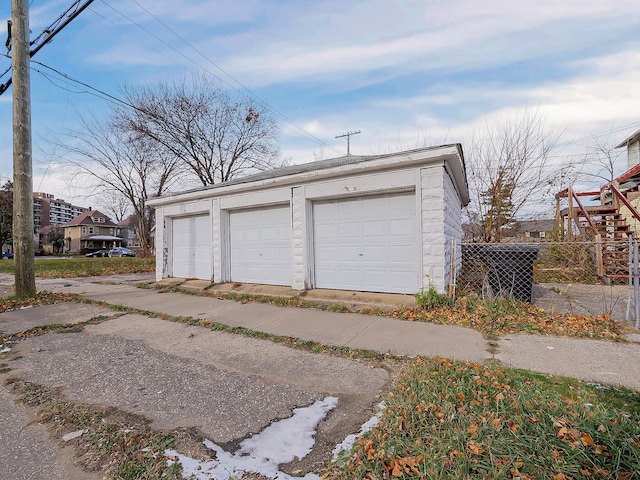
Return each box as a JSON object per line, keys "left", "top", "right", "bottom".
{"left": 31, "top": 60, "right": 147, "bottom": 111}
{"left": 95, "top": 0, "right": 340, "bottom": 155}
{"left": 33, "top": 66, "right": 73, "bottom": 192}
{"left": 125, "top": 0, "right": 335, "bottom": 152}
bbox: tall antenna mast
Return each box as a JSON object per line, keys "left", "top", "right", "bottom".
{"left": 335, "top": 130, "right": 361, "bottom": 156}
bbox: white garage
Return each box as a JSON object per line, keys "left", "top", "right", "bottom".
{"left": 313, "top": 192, "right": 419, "bottom": 294}
{"left": 229, "top": 205, "right": 292, "bottom": 285}
{"left": 171, "top": 215, "right": 212, "bottom": 280}
{"left": 150, "top": 145, "right": 469, "bottom": 295}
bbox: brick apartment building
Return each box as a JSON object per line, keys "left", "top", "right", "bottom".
{"left": 33, "top": 192, "right": 88, "bottom": 229}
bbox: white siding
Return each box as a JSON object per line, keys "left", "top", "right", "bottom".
{"left": 443, "top": 170, "right": 463, "bottom": 292}
{"left": 629, "top": 140, "right": 640, "bottom": 170}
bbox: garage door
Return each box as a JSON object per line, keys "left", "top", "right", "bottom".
{"left": 229, "top": 205, "right": 292, "bottom": 285}
{"left": 172, "top": 215, "right": 212, "bottom": 280}
{"left": 313, "top": 192, "right": 419, "bottom": 294}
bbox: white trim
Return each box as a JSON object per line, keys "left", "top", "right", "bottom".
{"left": 148, "top": 146, "right": 467, "bottom": 207}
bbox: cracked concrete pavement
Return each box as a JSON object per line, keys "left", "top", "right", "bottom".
{"left": 1, "top": 272, "right": 639, "bottom": 479}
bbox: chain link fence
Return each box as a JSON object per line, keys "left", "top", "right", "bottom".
{"left": 459, "top": 240, "right": 640, "bottom": 325}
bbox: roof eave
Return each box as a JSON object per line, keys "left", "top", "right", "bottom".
{"left": 615, "top": 128, "right": 640, "bottom": 149}
{"left": 148, "top": 145, "right": 469, "bottom": 207}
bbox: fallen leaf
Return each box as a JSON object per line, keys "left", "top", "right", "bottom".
{"left": 581, "top": 433, "right": 595, "bottom": 447}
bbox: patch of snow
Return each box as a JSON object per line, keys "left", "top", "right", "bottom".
{"left": 331, "top": 402, "right": 385, "bottom": 461}
{"left": 19, "top": 305, "right": 33, "bottom": 310}
{"left": 1, "top": 347, "right": 10, "bottom": 353}
{"left": 166, "top": 396, "right": 338, "bottom": 480}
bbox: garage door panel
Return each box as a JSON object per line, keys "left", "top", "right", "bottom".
{"left": 230, "top": 205, "right": 292, "bottom": 286}
{"left": 390, "top": 218, "right": 414, "bottom": 235}
{"left": 172, "top": 215, "right": 212, "bottom": 281}
{"left": 389, "top": 245, "right": 415, "bottom": 262}
{"left": 363, "top": 220, "right": 386, "bottom": 236}
{"left": 338, "top": 222, "right": 359, "bottom": 238}
{"left": 313, "top": 192, "right": 419, "bottom": 294}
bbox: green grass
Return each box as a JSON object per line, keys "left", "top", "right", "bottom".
{"left": 0, "top": 257, "right": 155, "bottom": 278}
{"left": 331, "top": 357, "right": 640, "bottom": 479}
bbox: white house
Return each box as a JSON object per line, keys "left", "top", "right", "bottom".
{"left": 148, "top": 145, "right": 469, "bottom": 295}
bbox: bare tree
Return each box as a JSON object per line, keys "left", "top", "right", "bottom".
{"left": 466, "top": 109, "right": 565, "bottom": 242}
{"left": 117, "top": 75, "right": 281, "bottom": 186}
{"left": 0, "top": 180, "right": 13, "bottom": 251}
{"left": 578, "top": 132, "right": 625, "bottom": 185}
{"left": 60, "top": 115, "right": 183, "bottom": 257}
{"left": 100, "top": 190, "right": 131, "bottom": 223}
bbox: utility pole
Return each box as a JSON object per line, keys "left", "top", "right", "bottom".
{"left": 1, "top": 0, "right": 96, "bottom": 96}
{"left": 335, "top": 130, "right": 361, "bottom": 156}
{"left": 11, "top": 0, "right": 36, "bottom": 298}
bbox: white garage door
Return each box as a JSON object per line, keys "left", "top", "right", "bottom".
{"left": 172, "top": 215, "right": 212, "bottom": 280}
{"left": 229, "top": 205, "right": 292, "bottom": 285}
{"left": 313, "top": 192, "right": 419, "bottom": 294}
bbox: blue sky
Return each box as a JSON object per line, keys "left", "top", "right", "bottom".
{"left": 1, "top": 0, "right": 640, "bottom": 207}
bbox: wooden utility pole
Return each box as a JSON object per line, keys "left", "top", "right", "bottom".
{"left": 11, "top": 0, "right": 36, "bottom": 298}
{"left": 335, "top": 130, "right": 361, "bottom": 156}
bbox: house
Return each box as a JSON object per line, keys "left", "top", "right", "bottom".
{"left": 38, "top": 225, "right": 65, "bottom": 254}
{"left": 554, "top": 127, "right": 640, "bottom": 279}
{"left": 118, "top": 215, "right": 143, "bottom": 253}
{"left": 148, "top": 145, "right": 469, "bottom": 295}
{"left": 514, "top": 219, "right": 556, "bottom": 240}
{"left": 63, "top": 210, "right": 123, "bottom": 254}
{"left": 615, "top": 128, "right": 640, "bottom": 172}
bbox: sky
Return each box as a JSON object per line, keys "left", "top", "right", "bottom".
{"left": 1, "top": 0, "right": 640, "bottom": 210}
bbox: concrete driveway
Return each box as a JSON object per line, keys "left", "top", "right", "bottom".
{"left": 1, "top": 277, "right": 391, "bottom": 479}
{"left": 1, "top": 273, "right": 639, "bottom": 479}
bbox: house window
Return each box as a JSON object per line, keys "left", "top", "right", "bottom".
{"left": 81, "top": 226, "right": 86, "bottom": 234}
{"left": 116, "top": 228, "right": 121, "bottom": 235}
{"left": 109, "top": 228, "right": 114, "bottom": 235}
{"left": 92, "top": 216, "right": 105, "bottom": 223}
{"left": 539, "top": 231, "right": 546, "bottom": 238}
{"left": 525, "top": 231, "right": 530, "bottom": 238}
{"left": 134, "top": 241, "right": 141, "bottom": 247}
{"left": 89, "top": 227, "right": 94, "bottom": 234}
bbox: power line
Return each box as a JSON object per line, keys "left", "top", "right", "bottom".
{"left": 126, "top": 0, "right": 321, "bottom": 141}
{"left": 0, "top": 0, "right": 96, "bottom": 95}
{"left": 94, "top": 0, "right": 339, "bottom": 154}
{"left": 31, "top": 60, "right": 143, "bottom": 111}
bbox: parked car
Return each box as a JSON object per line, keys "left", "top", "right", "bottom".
{"left": 108, "top": 247, "right": 136, "bottom": 257}
{"left": 85, "top": 249, "right": 111, "bottom": 258}
{"left": 2, "top": 252, "right": 13, "bottom": 259}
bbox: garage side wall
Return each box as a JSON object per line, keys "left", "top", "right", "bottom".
{"left": 420, "top": 165, "right": 446, "bottom": 292}
{"left": 443, "top": 169, "right": 463, "bottom": 292}
{"left": 155, "top": 207, "right": 167, "bottom": 282}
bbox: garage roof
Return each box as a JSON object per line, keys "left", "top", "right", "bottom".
{"left": 149, "top": 144, "right": 469, "bottom": 207}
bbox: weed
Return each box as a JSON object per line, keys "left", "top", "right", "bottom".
{"left": 395, "top": 292, "right": 626, "bottom": 340}
{"left": 329, "top": 303, "right": 350, "bottom": 312}
{"left": 415, "top": 285, "right": 454, "bottom": 310}
{"left": 9, "top": 379, "right": 183, "bottom": 479}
